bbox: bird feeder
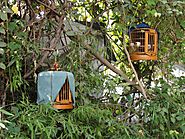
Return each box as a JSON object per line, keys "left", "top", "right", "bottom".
{"left": 37, "top": 71, "right": 75, "bottom": 110}
{"left": 129, "top": 23, "right": 158, "bottom": 60}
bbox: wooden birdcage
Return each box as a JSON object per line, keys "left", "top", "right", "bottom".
{"left": 129, "top": 28, "right": 158, "bottom": 60}
{"left": 37, "top": 71, "right": 75, "bottom": 110}
{"left": 53, "top": 78, "right": 73, "bottom": 110}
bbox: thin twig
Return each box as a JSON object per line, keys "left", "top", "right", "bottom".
{"left": 24, "top": 14, "right": 65, "bottom": 78}
{"left": 39, "top": 46, "right": 68, "bottom": 51}
{"left": 36, "top": 0, "right": 61, "bottom": 17}
{"left": 122, "top": 39, "right": 148, "bottom": 100}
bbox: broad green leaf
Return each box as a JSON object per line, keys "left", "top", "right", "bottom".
{"left": 0, "top": 41, "right": 6, "bottom": 47}
{"left": 17, "top": 32, "right": 28, "bottom": 39}
{"left": 7, "top": 123, "right": 20, "bottom": 133}
{"left": 0, "top": 48, "right": 4, "bottom": 54}
{"left": 176, "top": 115, "right": 184, "bottom": 121}
{"left": 8, "top": 22, "right": 17, "bottom": 32}
{"left": 0, "top": 11, "right": 8, "bottom": 21}
{"left": 147, "top": 0, "right": 156, "bottom": 6}
{"left": 146, "top": 9, "right": 157, "bottom": 16}
{"left": 0, "top": 27, "right": 5, "bottom": 34}
{"left": 0, "top": 63, "right": 6, "bottom": 70}
{"left": 9, "top": 42, "right": 21, "bottom": 50}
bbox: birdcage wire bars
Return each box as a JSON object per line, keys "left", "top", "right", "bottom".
{"left": 53, "top": 78, "right": 73, "bottom": 109}
{"left": 129, "top": 28, "right": 158, "bottom": 60}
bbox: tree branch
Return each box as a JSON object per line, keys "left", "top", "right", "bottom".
{"left": 122, "top": 39, "right": 148, "bottom": 99}
{"left": 23, "top": 15, "right": 65, "bottom": 78}
{"left": 74, "top": 36, "right": 146, "bottom": 94}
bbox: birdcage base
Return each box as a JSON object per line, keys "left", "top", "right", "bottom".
{"left": 130, "top": 53, "right": 157, "bottom": 61}
{"left": 53, "top": 103, "right": 73, "bottom": 110}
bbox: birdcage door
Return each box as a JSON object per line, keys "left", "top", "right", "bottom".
{"left": 129, "top": 28, "right": 158, "bottom": 60}
{"left": 53, "top": 78, "right": 73, "bottom": 109}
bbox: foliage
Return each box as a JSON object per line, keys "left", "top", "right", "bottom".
{"left": 143, "top": 77, "right": 185, "bottom": 138}
{"left": 0, "top": 0, "right": 185, "bottom": 138}
{"left": 0, "top": 107, "right": 13, "bottom": 132}
{"left": 3, "top": 100, "right": 145, "bottom": 139}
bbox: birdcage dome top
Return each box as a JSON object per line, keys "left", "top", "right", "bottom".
{"left": 136, "top": 22, "right": 150, "bottom": 28}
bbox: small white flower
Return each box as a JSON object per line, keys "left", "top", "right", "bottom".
{"left": 40, "top": 11, "right": 44, "bottom": 16}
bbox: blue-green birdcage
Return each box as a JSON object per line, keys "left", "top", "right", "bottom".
{"left": 37, "top": 71, "right": 75, "bottom": 109}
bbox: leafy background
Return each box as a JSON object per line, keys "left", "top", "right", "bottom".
{"left": 0, "top": 0, "right": 184, "bottom": 138}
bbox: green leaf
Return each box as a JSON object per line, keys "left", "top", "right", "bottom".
{"left": 9, "top": 42, "right": 21, "bottom": 50}
{"left": 112, "top": 94, "right": 120, "bottom": 102}
{"left": 160, "top": 124, "right": 164, "bottom": 131}
{"left": 162, "top": 107, "right": 168, "bottom": 113}
{"left": 7, "top": 123, "right": 20, "bottom": 133}
{"left": 180, "top": 21, "right": 185, "bottom": 29}
{"left": 0, "top": 48, "right": 4, "bottom": 54}
{"left": 126, "top": 94, "right": 132, "bottom": 101}
{"left": 0, "top": 63, "right": 6, "bottom": 70}
{"left": 0, "top": 108, "right": 13, "bottom": 116}
{"left": 0, "top": 27, "right": 5, "bottom": 34}
{"left": 171, "top": 117, "right": 176, "bottom": 123}
{"left": 17, "top": 32, "right": 28, "bottom": 39}
{"left": 7, "top": 59, "right": 15, "bottom": 67}
{"left": 8, "top": 22, "right": 17, "bottom": 32}
{"left": 147, "top": 0, "right": 156, "bottom": 6}
{"left": 3, "top": 7, "right": 13, "bottom": 13}
{"left": 161, "top": 0, "right": 167, "bottom": 4}
{"left": 146, "top": 9, "right": 157, "bottom": 16}
{"left": 0, "top": 123, "right": 6, "bottom": 129}
{"left": 0, "top": 11, "right": 8, "bottom": 21}
{"left": 66, "top": 31, "right": 77, "bottom": 36}
{"left": 176, "top": 29, "right": 184, "bottom": 38}
{"left": 180, "top": 126, "right": 185, "bottom": 133}
{"left": 0, "top": 41, "right": 7, "bottom": 47}
{"left": 176, "top": 115, "right": 184, "bottom": 121}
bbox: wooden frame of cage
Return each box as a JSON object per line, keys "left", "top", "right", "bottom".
{"left": 129, "top": 28, "right": 158, "bottom": 61}
{"left": 53, "top": 78, "right": 73, "bottom": 110}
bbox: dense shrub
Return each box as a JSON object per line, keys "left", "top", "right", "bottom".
{"left": 2, "top": 101, "right": 142, "bottom": 139}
